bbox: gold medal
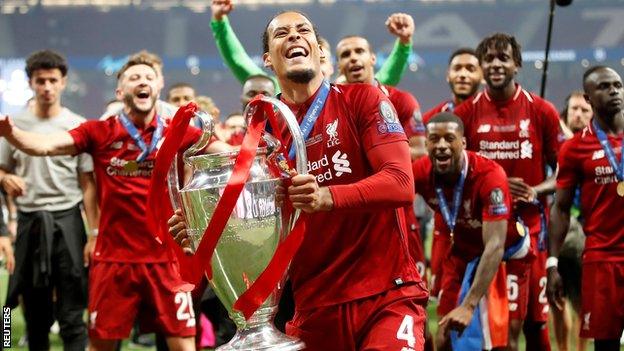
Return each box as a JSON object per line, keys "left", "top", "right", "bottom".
{"left": 124, "top": 160, "right": 139, "bottom": 172}
{"left": 516, "top": 221, "right": 526, "bottom": 237}
{"left": 617, "top": 181, "right": 624, "bottom": 197}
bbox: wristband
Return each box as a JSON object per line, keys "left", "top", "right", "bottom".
{"left": 91, "top": 229, "right": 99, "bottom": 237}
{"left": 545, "top": 256, "right": 558, "bottom": 269}
{"left": 9, "top": 213, "right": 17, "bottom": 221}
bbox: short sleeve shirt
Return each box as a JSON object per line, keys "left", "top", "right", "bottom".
{"left": 0, "top": 108, "right": 93, "bottom": 212}
{"left": 454, "top": 85, "right": 563, "bottom": 234}
{"left": 556, "top": 122, "right": 624, "bottom": 262}
{"left": 413, "top": 151, "right": 521, "bottom": 262}
{"left": 69, "top": 115, "right": 201, "bottom": 263}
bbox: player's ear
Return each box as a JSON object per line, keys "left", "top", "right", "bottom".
{"left": 462, "top": 137, "right": 467, "bottom": 148}
{"left": 263, "top": 53, "right": 273, "bottom": 70}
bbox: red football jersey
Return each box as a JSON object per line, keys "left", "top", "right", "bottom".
{"left": 69, "top": 116, "right": 201, "bottom": 263}
{"left": 276, "top": 83, "right": 424, "bottom": 309}
{"left": 454, "top": 84, "right": 562, "bottom": 235}
{"left": 413, "top": 151, "right": 522, "bottom": 262}
{"left": 380, "top": 84, "right": 424, "bottom": 138}
{"left": 423, "top": 100, "right": 455, "bottom": 125}
{"left": 556, "top": 122, "right": 624, "bottom": 262}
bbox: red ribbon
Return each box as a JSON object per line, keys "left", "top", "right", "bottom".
{"left": 147, "top": 97, "right": 308, "bottom": 319}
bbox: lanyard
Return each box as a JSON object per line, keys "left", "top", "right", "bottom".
{"left": 592, "top": 119, "right": 623, "bottom": 181}
{"left": 119, "top": 113, "right": 163, "bottom": 162}
{"left": 435, "top": 151, "right": 469, "bottom": 239}
{"left": 288, "top": 80, "right": 331, "bottom": 160}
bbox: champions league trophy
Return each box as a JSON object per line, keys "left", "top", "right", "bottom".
{"left": 167, "top": 97, "right": 307, "bottom": 350}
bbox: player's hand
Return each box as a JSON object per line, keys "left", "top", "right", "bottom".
{"left": 211, "top": 0, "right": 233, "bottom": 21}
{"left": 168, "top": 209, "right": 194, "bottom": 255}
{"left": 0, "top": 174, "right": 27, "bottom": 197}
{"left": 288, "top": 174, "right": 333, "bottom": 213}
{"left": 508, "top": 177, "right": 536, "bottom": 203}
{"left": 438, "top": 304, "right": 475, "bottom": 337}
{"left": 0, "top": 115, "right": 14, "bottom": 137}
{"left": 546, "top": 267, "right": 565, "bottom": 311}
{"left": 275, "top": 183, "right": 286, "bottom": 208}
{"left": 385, "top": 13, "right": 415, "bottom": 44}
{"left": 0, "top": 236, "right": 15, "bottom": 274}
{"left": 83, "top": 235, "right": 96, "bottom": 267}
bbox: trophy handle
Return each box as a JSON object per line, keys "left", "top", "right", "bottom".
{"left": 243, "top": 96, "right": 308, "bottom": 175}
{"left": 183, "top": 111, "right": 215, "bottom": 162}
{"left": 167, "top": 111, "right": 215, "bottom": 211}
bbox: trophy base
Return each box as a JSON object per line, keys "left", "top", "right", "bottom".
{"left": 217, "top": 324, "right": 305, "bottom": 351}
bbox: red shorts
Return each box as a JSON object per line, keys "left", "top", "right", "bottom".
{"left": 88, "top": 261, "right": 196, "bottom": 339}
{"left": 580, "top": 261, "right": 624, "bottom": 339}
{"left": 405, "top": 207, "right": 426, "bottom": 281}
{"left": 437, "top": 255, "right": 466, "bottom": 317}
{"left": 430, "top": 230, "right": 451, "bottom": 298}
{"left": 505, "top": 256, "right": 531, "bottom": 321}
{"left": 286, "top": 284, "right": 427, "bottom": 351}
{"left": 527, "top": 238, "right": 549, "bottom": 322}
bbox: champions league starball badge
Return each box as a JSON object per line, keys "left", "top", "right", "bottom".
{"left": 379, "top": 100, "right": 398, "bottom": 123}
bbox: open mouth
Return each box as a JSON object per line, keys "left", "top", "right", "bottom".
{"left": 136, "top": 89, "right": 151, "bottom": 100}
{"left": 349, "top": 65, "right": 364, "bottom": 74}
{"left": 286, "top": 46, "right": 308, "bottom": 59}
{"left": 434, "top": 153, "right": 452, "bottom": 168}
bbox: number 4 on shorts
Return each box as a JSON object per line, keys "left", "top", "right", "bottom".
{"left": 397, "top": 315, "right": 416, "bottom": 350}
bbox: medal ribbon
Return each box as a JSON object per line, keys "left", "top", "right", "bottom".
{"left": 592, "top": 119, "right": 624, "bottom": 181}
{"left": 287, "top": 80, "right": 330, "bottom": 160}
{"left": 119, "top": 112, "right": 163, "bottom": 162}
{"left": 435, "top": 151, "right": 469, "bottom": 236}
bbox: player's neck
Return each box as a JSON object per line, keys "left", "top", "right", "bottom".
{"left": 33, "top": 102, "right": 62, "bottom": 119}
{"left": 280, "top": 75, "right": 324, "bottom": 105}
{"left": 596, "top": 112, "right": 624, "bottom": 135}
{"left": 124, "top": 107, "right": 156, "bottom": 128}
{"left": 487, "top": 81, "right": 516, "bottom": 101}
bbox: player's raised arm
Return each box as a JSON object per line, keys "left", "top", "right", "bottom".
{"left": 376, "top": 13, "right": 414, "bottom": 86}
{"left": 0, "top": 115, "right": 77, "bottom": 156}
{"left": 210, "top": 0, "right": 277, "bottom": 88}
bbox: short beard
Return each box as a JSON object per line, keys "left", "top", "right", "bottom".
{"left": 286, "top": 69, "right": 315, "bottom": 84}
{"left": 123, "top": 93, "right": 155, "bottom": 114}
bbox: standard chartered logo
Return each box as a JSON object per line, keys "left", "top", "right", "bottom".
{"left": 520, "top": 140, "right": 533, "bottom": 159}
{"left": 332, "top": 150, "right": 352, "bottom": 177}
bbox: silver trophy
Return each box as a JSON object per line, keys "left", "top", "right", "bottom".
{"left": 167, "top": 97, "right": 307, "bottom": 350}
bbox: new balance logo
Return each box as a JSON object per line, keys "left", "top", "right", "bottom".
{"left": 592, "top": 150, "right": 605, "bottom": 160}
{"left": 477, "top": 124, "right": 491, "bottom": 133}
{"left": 332, "top": 150, "right": 352, "bottom": 177}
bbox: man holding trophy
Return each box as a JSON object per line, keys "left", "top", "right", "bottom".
{"left": 169, "top": 10, "right": 428, "bottom": 351}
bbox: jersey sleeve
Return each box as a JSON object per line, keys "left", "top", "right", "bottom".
{"left": 395, "top": 90, "right": 425, "bottom": 138}
{"left": 555, "top": 138, "right": 580, "bottom": 189}
{"left": 350, "top": 85, "right": 408, "bottom": 152}
{"left": 68, "top": 120, "right": 99, "bottom": 155}
{"left": 479, "top": 163, "right": 511, "bottom": 222}
{"left": 210, "top": 16, "right": 280, "bottom": 93}
{"left": 374, "top": 39, "right": 411, "bottom": 86}
{"left": 412, "top": 157, "right": 430, "bottom": 196}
